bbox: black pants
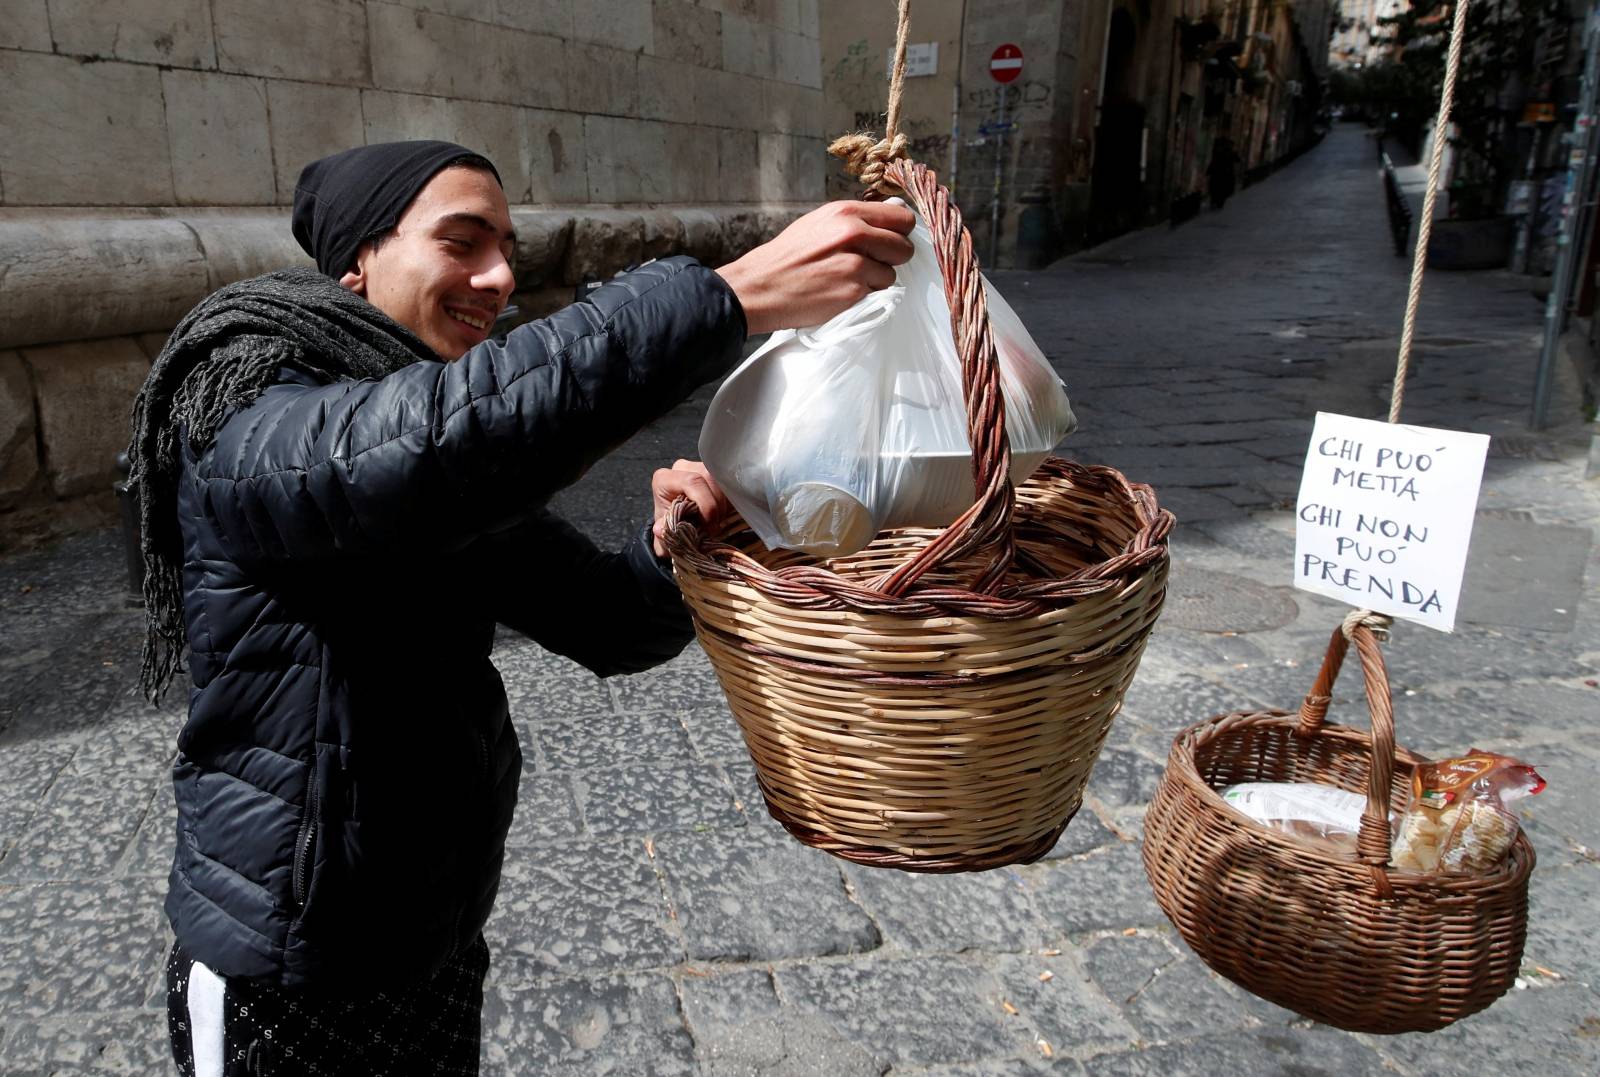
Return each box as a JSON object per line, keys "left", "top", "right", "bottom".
{"left": 165, "top": 938, "right": 490, "bottom": 1076}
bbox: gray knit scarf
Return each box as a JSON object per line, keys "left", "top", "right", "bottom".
{"left": 128, "top": 267, "right": 436, "bottom": 702}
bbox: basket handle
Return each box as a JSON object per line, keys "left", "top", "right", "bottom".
{"left": 1295, "top": 623, "right": 1399, "bottom": 878}
{"left": 863, "top": 158, "right": 1017, "bottom": 597}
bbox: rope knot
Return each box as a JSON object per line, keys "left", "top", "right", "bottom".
{"left": 1341, "top": 608, "right": 1393, "bottom": 642}
{"left": 828, "top": 132, "right": 909, "bottom": 196}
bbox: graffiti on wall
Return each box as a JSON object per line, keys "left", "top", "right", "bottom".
{"left": 850, "top": 108, "right": 945, "bottom": 157}
{"left": 965, "top": 81, "right": 1053, "bottom": 112}
{"left": 828, "top": 38, "right": 877, "bottom": 89}
{"left": 964, "top": 81, "right": 1055, "bottom": 151}
{"left": 827, "top": 37, "right": 958, "bottom": 189}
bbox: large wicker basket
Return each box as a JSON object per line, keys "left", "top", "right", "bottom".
{"left": 666, "top": 158, "right": 1172, "bottom": 872}
{"left": 1143, "top": 624, "right": 1534, "bottom": 1033}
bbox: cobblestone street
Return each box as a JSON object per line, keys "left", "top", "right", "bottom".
{"left": 2, "top": 124, "right": 1598, "bottom": 1074}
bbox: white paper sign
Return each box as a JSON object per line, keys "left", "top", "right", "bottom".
{"left": 1293, "top": 412, "right": 1489, "bottom": 632}
{"left": 888, "top": 42, "right": 938, "bottom": 77}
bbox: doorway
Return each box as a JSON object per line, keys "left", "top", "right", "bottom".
{"left": 1090, "top": 8, "right": 1145, "bottom": 245}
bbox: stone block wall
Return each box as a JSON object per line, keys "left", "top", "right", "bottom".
{"left": 820, "top": 0, "right": 963, "bottom": 202}
{"left": 0, "top": 0, "right": 824, "bottom": 207}
{"left": 819, "top": 0, "right": 1087, "bottom": 267}
{"left": 0, "top": 0, "right": 826, "bottom": 547}
{"left": 0, "top": 203, "right": 806, "bottom": 549}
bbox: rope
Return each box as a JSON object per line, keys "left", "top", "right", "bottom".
{"left": 1341, "top": 607, "right": 1393, "bottom": 642}
{"left": 883, "top": 0, "right": 912, "bottom": 151}
{"left": 1348, "top": 0, "right": 1472, "bottom": 636}
{"left": 829, "top": 0, "right": 914, "bottom": 195}
{"left": 1390, "top": 0, "right": 1472, "bottom": 424}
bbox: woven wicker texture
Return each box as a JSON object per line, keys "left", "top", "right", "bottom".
{"left": 1142, "top": 625, "right": 1534, "bottom": 1033}
{"left": 667, "top": 156, "right": 1172, "bottom": 871}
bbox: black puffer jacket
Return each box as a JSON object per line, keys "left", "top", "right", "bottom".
{"left": 166, "top": 258, "right": 745, "bottom": 986}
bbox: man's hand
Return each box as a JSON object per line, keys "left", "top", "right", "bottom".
{"left": 652, "top": 460, "right": 730, "bottom": 557}
{"left": 715, "top": 201, "right": 916, "bottom": 335}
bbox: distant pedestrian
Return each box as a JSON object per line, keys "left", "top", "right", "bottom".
{"left": 1208, "top": 135, "right": 1240, "bottom": 210}
{"left": 130, "top": 140, "right": 915, "bottom": 1075}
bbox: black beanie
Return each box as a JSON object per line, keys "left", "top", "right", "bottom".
{"left": 291, "top": 140, "right": 502, "bottom": 278}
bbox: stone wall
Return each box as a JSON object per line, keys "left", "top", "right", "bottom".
{"left": 0, "top": 0, "right": 827, "bottom": 548}
{"left": 0, "top": 0, "right": 824, "bottom": 208}
{"left": 819, "top": 0, "right": 1082, "bottom": 267}
{"left": 819, "top": 1, "right": 963, "bottom": 201}
{"left": 951, "top": 0, "right": 1080, "bottom": 267}
{"left": 821, "top": 0, "right": 1101, "bottom": 267}
{"left": 0, "top": 202, "right": 807, "bottom": 549}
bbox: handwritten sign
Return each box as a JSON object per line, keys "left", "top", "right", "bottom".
{"left": 1293, "top": 412, "right": 1489, "bottom": 632}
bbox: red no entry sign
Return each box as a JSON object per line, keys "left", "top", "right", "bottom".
{"left": 990, "top": 44, "right": 1023, "bottom": 84}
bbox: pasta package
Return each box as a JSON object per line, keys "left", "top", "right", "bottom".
{"left": 1389, "top": 750, "right": 1545, "bottom": 874}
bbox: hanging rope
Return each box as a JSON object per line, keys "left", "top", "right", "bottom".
{"left": 766, "top": 0, "right": 1021, "bottom": 593}
{"left": 827, "top": 0, "right": 1476, "bottom": 635}
{"left": 1352, "top": 0, "right": 1472, "bottom": 638}
{"left": 1390, "top": 0, "right": 1473, "bottom": 423}
{"left": 829, "top": 0, "right": 913, "bottom": 195}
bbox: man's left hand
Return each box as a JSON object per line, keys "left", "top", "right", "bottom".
{"left": 652, "top": 460, "right": 730, "bottom": 557}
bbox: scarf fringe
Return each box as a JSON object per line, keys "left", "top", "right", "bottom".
{"left": 128, "top": 269, "right": 431, "bottom": 702}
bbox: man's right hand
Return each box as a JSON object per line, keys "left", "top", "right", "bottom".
{"left": 714, "top": 201, "right": 916, "bottom": 335}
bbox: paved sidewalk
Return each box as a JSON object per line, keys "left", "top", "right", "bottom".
{"left": 2, "top": 124, "right": 1597, "bottom": 1074}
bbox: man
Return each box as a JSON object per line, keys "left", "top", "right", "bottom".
{"left": 129, "top": 140, "right": 914, "bottom": 1075}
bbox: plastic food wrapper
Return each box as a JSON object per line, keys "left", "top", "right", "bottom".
{"left": 1220, "top": 781, "right": 1377, "bottom": 849}
{"left": 700, "top": 201, "right": 1077, "bottom": 557}
{"left": 1389, "top": 750, "right": 1545, "bottom": 874}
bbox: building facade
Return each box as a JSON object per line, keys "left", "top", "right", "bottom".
{"left": 0, "top": 0, "right": 1340, "bottom": 542}
{"left": 1330, "top": 0, "right": 1408, "bottom": 69}
{"left": 0, "top": 0, "right": 828, "bottom": 545}
{"left": 820, "top": 0, "right": 1335, "bottom": 269}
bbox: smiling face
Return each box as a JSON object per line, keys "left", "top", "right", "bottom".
{"left": 339, "top": 165, "right": 517, "bottom": 360}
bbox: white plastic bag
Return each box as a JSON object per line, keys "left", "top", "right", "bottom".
{"left": 1221, "top": 782, "right": 1371, "bottom": 844}
{"left": 701, "top": 204, "right": 1077, "bottom": 557}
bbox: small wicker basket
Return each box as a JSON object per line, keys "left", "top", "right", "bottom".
{"left": 1142, "top": 624, "right": 1534, "bottom": 1033}
{"left": 666, "top": 158, "right": 1172, "bottom": 872}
